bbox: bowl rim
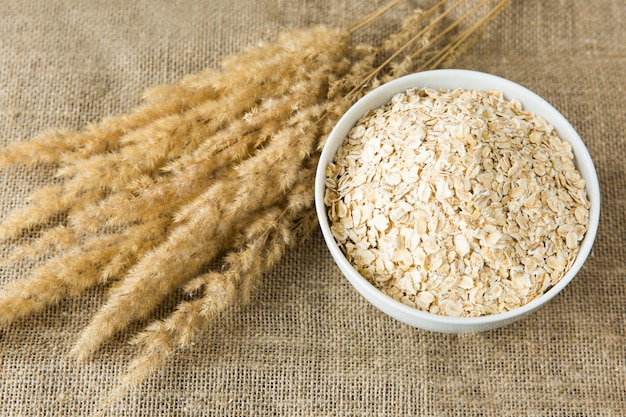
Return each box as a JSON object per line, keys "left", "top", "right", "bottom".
{"left": 315, "top": 69, "right": 601, "bottom": 326}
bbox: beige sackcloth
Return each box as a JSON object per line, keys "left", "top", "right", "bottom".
{"left": 1, "top": 0, "right": 624, "bottom": 416}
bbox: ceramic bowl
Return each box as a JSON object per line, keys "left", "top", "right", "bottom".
{"left": 315, "top": 69, "right": 600, "bottom": 333}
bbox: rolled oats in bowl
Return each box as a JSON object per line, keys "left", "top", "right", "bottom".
{"left": 316, "top": 70, "right": 600, "bottom": 332}
{"left": 324, "top": 87, "right": 590, "bottom": 318}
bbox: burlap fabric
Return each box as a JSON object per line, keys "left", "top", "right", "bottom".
{"left": 1, "top": 1, "right": 624, "bottom": 416}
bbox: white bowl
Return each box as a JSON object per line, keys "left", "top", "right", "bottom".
{"left": 315, "top": 69, "right": 600, "bottom": 333}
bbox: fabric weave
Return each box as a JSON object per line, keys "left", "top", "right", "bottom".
{"left": 1, "top": 1, "right": 624, "bottom": 416}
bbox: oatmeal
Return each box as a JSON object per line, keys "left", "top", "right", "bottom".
{"left": 324, "top": 88, "right": 590, "bottom": 317}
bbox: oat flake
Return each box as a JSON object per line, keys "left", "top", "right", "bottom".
{"left": 324, "top": 88, "right": 590, "bottom": 317}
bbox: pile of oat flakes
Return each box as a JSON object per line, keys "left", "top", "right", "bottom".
{"left": 324, "top": 87, "right": 590, "bottom": 317}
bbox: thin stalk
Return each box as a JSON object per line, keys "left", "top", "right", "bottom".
{"left": 421, "top": 0, "right": 510, "bottom": 70}
{"left": 345, "top": 0, "right": 465, "bottom": 101}
{"left": 348, "top": 0, "right": 409, "bottom": 33}
{"left": 409, "top": 0, "right": 493, "bottom": 60}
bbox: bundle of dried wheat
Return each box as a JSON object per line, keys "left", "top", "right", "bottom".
{"left": 0, "top": 0, "right": 509, "bottom": 408}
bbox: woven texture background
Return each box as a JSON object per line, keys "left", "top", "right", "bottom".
{"left": 1, "top": 0, "right": 624, "bottom": 416}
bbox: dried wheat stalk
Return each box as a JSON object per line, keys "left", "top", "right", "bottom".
{"left": 0, "top": 0, "right": 509, "bottom": 411}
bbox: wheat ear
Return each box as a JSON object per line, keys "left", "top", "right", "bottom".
{"left": 108, "top": 166, "right": 318, "bottom": 402}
